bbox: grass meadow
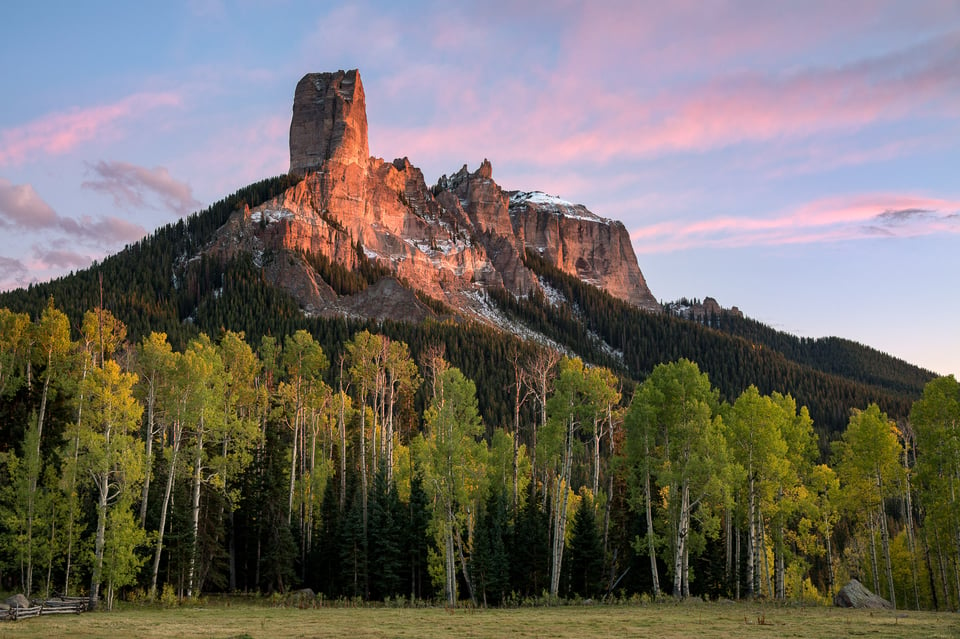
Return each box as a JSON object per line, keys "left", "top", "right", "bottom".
{"left": 1, "top": 600, "right": 957, "bottom": 639}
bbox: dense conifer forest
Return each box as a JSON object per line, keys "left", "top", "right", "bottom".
{"left": 0, "top": 176, "right": 956, "bottom": 611}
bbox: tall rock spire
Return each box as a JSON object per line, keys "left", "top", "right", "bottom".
{"left": 289, "top": 69, "right": 369, "bottom": 176}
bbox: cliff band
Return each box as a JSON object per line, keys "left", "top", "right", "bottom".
{"left": 210, "top": 69, "right": 659, "bottom": 322}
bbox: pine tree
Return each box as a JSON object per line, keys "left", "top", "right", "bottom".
{"left": 510, "top": 483, "right": 550, "bottom": 598}
{"left": 567, "top": 490, "right": 603, "bottom": 598}
{"left": 473, "top": 488, "right": 511, "bottom": 606}
{"left": 368, "top": 467, "right": 402, "bottom": 599}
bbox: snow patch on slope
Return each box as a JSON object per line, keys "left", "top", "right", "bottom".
{"left": 510, "top": 191, "right": 611, "bottom": 224}
{"left": 249, "top": 208, "right": 295, "bottom": 225}
{"left": 466, "top": 290, "right": 567, "bottom": 353}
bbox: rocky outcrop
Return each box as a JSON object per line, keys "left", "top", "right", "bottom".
{"left": 289, "top": 70, "right": 368, "bottom": 176}
{"left": 509, "top": 191, "right": 659, "bottom": 312}
{"left": 212, "top": 69, "right": 659, "bottom": 325}
{"left": 664, "top": 296, "right": 743, "bottom": 323}
{"left": 833, "top": 579, "right": 893, "bottom": 609}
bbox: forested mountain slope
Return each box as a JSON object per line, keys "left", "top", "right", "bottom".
{"left": 489, "top": 251, "right": 931, "bottom": 440}
{"left": 0, "top": 173, "right": 932, "bottom": 443}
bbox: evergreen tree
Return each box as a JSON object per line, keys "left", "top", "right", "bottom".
{"left": 405, "top": 469, "right": 433, "bottom": 601}
{"left": 368, "top": 467, "right": 402, "bottom": 599}
{"left": 566, "top": 490, "right": 603, "bottom": 598}
{"left": 314, "top": 475, "right": 343, "bottom": 595}
{"left": 339, "top": 484, "right": 368, "bottom": 598}
{"left": 472, "top": 488, "right": 511, "bottom": 606}
{"left": 510, "top": 484, "right": 550, "bottom": 598}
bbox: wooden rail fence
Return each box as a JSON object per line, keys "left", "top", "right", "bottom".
{"left": 2, "top": 596, "right": 89, "bottom": 621}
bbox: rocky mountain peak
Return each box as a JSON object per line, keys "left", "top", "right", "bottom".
{"left": 218, "top": 70, "right": 661, "bottom": 326}
{"left": 289, "top": 69, "right": 368, "bottom": 176}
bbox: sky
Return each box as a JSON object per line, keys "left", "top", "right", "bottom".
{"left": 1, "top": 1, "right": 958, "bottom": 378}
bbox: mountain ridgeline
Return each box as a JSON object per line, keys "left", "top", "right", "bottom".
{"left": 0, "top": 69, "right": 933, "bottom": 442}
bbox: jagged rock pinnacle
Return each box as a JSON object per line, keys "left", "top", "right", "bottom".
{"left": 289, "top": 69, "right": 369, "bottom": 176}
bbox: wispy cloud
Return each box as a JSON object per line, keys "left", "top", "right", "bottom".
{"left": 0, "top": 178, "right": 59, "bottom": 228}
{"left": 33, "top": 245, "right": 94, "bottom": 270}
{"left": 0, "top": 256, "right": 28, "bottom": 291}
{"left": 376, "top": 29, "right": 960, "bottom": 175}
{"left": 631, "top": 195, "right": 960, "bottom": 253}
{"left": 0, "top": 177, "right": 147, "bottom": 245}
{"left": 0, "top": 91, "right": 181, "bottom": 166}
{"left": 57, "top": 214, "right": 147, "bottom": 245}
{"left": 82, "top": 160, "right": 200, "bottom": 216}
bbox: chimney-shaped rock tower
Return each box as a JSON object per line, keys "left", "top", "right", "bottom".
{"left": 289, "top": 70, "right": 369, "bottom": 176}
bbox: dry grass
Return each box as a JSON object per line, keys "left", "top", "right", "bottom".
{"left": 1, "top": 600, "right": 957, "bottom": 639}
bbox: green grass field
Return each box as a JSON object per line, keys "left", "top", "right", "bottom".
{"left": 2, "top": 601, "right": 957, "bottom": 639}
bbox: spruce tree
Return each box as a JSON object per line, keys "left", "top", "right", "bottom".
{"left": 567, "top": 491, "right": 603, "bottom": 598}
{"left": 473, "top": 488, "right": 511, "bottom": 606}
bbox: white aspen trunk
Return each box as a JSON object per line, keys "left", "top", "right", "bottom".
{"left": 360, "top": 382, "right": 368, "bottom": 538}
{"left": 140, "top": 381, "right": 157, "bottom": 528}
{"left": 549, "top": 474, "right": 564, "bottom": 596}
{"left": 372, "top": 368, "right": 383, "bottom": 478}
{"left": 592, "top": 419, "right": 601, "bottom": 496}
{"left": 386, "top": 374, "right": 395, "bottom": 485}
{"left": 725, "top": 506, "right": 732, "bottom": 592}
{"left": 44, "top": 506, "right": 55, "bottom": 599}
{"left": 187, "top": 426, "right": 204, "bottom": 598}
{"left": 824, "top": 514, "right": 835, "bottom": 597}
{"left": 287, "top": 417, "right": 298, "bottom": 525}
{"left": 455, "top": 525, "right": 477, "bottom": 606}
{"left": 89, "top": 471, "right": 109, "bottom": 609}
{"left": 25, "top": 351, "right": 54, "bottom": 596}
{"left": 735, "top": 521, "right": 741, "bottom": 600}
{"left": 951, "top": 476, "right": 960, "bottom": 612}
{"left": 747, "top": 475, "right": 756, "bottom": 598}
{"left": 338, "top": 359, "right": 347, "bottom": 511}
{"left": 759, "top": 514, "right": 773, "bottom": 598}
{"left": 875, "top": 465, "right": 896, "bottom": 608}
{"left": 512, "top": 369, "right": 521, "bottom": 512}
{"left": 775, "top": 529, "right": 785, "bottom": 601}
{"left": 644, "top": 466, "right": 660, "bottom": 598}
{"left": 879, "top": 504, "right": 896, "bottom": 608}
{"left": 673, "top": 480, "right": 689, "bottom": 598}
{"left": 307, "top": 419, "right": 317, "bottom": 556}
{"left": 64, "top": 354, "right": 91, "bottom": 596}
{"left": 63, "top": 427, "right": 81, "bottom": 596}
{"left": 339, "top": 391, "right": 346, "bottom": 510}
{"left": 444, "top": 504, "right": 456, "bottom": 606}
{"left": 602, "top": 405, "right": 615, "bottom": 559}
{"left": 933, "top": 529, "right": 949, "bottom": 609}
{"left": 868, "top": 512, "right": 881, "bottom": 597}
{"left": 775, "top": 486, "right": 785, "bottom": 601}
{"left": 150, "top": 423, "right": 181, "bottom": 599}
{"left": 550, "top": 416, "right": 574, "bottom": 596}
{"left": 902, "top": 471, "right": 920, "bottom": 609}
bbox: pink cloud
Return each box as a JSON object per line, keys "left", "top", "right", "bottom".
{"left": 0, "top": 178, "right": 58, "bottom": 228}
{"left": 57, "top": 215, "right": 147, "bottom": 245}
{"left": 375, "top": 30, "right": 960, "bottom": 173}
{"left": 0, "top": 92, "right": 181, "bottom": 166}
{"left": 34, "top": 246, "right": 93, "bottom": 270}
{"left": 82, "top": 160, "right": 200, "bottom": 216}
{"left": 0, "top": 177, "right": 146, "bottom": 244}
{"left": 0, "top": 256, "right": 28, "bottom": 291}
{"left": 630, "top": 194, "right": 960, "bottom": 253}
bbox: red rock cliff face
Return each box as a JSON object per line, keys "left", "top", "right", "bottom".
{"left": 289, "top": 70, "right": 368, "bottom": 176}
{"left": 509, "top": 192, "right": 660, "bottom": 312}
{"left": 212, "top": 69, "right": 658, "bottom": 322}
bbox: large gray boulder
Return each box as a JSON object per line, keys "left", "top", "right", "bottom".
{"left": 5, "top": 593, "right": 30, "bottom": 608}
{"left": 833, "top": 579, "right": 892, "bottom": 609}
